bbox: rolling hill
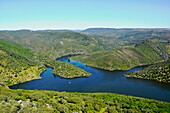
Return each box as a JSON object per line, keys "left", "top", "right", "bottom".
{"left": 72, "top": 40, "right": 170, "bottom": 71}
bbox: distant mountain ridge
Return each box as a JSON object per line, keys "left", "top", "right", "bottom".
{"left": 83, "top": 28, "right": 170, "bottom": 32}
{"left": 82, "top": 28, "right": 170, "bottom": 36}
{"left": 81, "top": 28, "right": 170, "bottom": 47}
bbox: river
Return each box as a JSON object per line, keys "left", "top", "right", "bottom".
{"left": 10, "top": 55, "right": 170, "bottom": 102}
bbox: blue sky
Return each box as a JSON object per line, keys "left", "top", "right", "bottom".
{"left": 0, "top": 0, "right": 170, "bottom": 30}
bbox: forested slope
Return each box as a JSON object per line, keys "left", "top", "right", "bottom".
{"left": 125, "top": 62, "right": 170, "bottom": 83}
{"left": 0, "top": 30, "right": 104, "bottom": 61}
{"left": 72, "top": 40, "right": 170, "bottom": 71}
{"left": 0, "top": 30, "right": 106, "bottom": 81}
{"left": 0, "top": 40, "right": 46, "bottom": 86}
{"left": 0, "top": 30, "right": 169, "bottom": 84}
{"left": 0, "top": 40, "right": 91, "bottom": 86}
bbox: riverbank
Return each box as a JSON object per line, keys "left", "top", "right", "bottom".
{"left": 71, "top": 57, "right": 153, "bottom": 71}
{"left": 0, "top": 65, "right": 47, "bottom": 87}
{"left": 44, "top": 59, "right": 91, "bottom": 79}
{"left": 71, "top": 40, "right": 169, "bottom": 72}
{"left": 125, "top": 62, "right": 170, "bottom": 83}
{"left": 10, "top": 57, "right": 170, "bottom": 102}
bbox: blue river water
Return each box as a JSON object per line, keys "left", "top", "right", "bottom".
{"left": 10, "top": 56, "right": 170, "bottom": 102}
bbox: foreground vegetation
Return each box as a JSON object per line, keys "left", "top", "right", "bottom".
{"left": 125, "top": 62, "right": 170, "bottom": 83}
{"left": 72, "top": 40, "right": 169, "bottom": 71}
{"left": 0, "top": 86, "right": 170, "bottom": 113}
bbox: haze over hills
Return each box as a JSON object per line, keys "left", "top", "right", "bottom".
{"left": 81, "top": 28, "right": 170, "bottom": 48}
{"left": 82, "top": 28, "right": 170, "bottom": 40}
{"left": 1, "top": 27, "right": 170, "bottom": 47}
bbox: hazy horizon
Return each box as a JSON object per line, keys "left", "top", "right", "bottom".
{"left": 0, "top": 27, "right": 170, "bottom": 31}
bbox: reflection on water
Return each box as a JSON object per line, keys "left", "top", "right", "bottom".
{"left": 10, "top": 56, "right": 170, "bottom": 102}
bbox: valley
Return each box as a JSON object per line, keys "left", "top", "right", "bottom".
{"left": 10, "top": 56, "right": 170, "bottom": 102}
{"left": 0, "top": 28, "right": 170, "bottom": 112}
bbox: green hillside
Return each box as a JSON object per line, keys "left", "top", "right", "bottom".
{"left": 72, "top": 40, "right": 169, "bottom": 71}
{"left": 1, "top": 30, "right": 169, "bottom": 85}
{"left": 0, "top": 86, "right": 169, "bottom": 113}
{"left": 0, "top": 39, "right": 93, "bottom": 85}
{"left": 0, "top": 30, "right": 106, "bottom": 80}
{"left": 0, "top": 30, "right": 104, "bottom": 60}
{"left": 0, "top": 40, "right": 46, "bottom": 86}
{"left": 125, "top": 62, "right": 170, "bottom": 83}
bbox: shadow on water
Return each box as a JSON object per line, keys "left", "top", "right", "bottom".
{"left": 10, "top": 55, "right": 170, "bottom": 102}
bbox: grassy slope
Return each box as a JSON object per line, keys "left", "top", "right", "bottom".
{"left": 72, "top": 40, "right": 169, "bottom": 71}
{"left": 0, "top": 86, "right": 170, "bottom": 113}
{"left": 125, "top": 62, "right": 170, "bottom": 83}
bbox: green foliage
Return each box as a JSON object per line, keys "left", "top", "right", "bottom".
{"left": 45, "top": 60, "right": 90, "bottom": 78}
{"left": 1, "top": 30, "right": 169, "bottom": 80}
{"left": 0, "top": 30, "right": 104, "bottom": 60}
{"left": 0, "top": 40, "right": 46, "bottom": 86}
{"left": 52, "top": 61, "right": 90, "bottom": 78}
{"left": 0, "top": 86, "right": 169, "bottom": 113}
{"left": 125, "top": 62, "right": 170, "bottom": 83}
{"left": 0, "top": 32, "right": 92, "bottom": 83}
{"left": 0, "top": 31, "right": 102, "bottom": 80}
{"left": 72, "top": 40, "right": 169, "bottom": 71}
